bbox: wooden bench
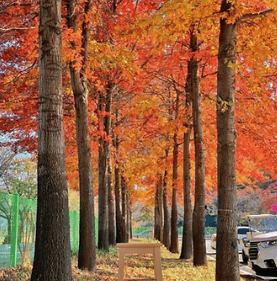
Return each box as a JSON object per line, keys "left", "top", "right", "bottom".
{"left": 117, "top": 243, "right": 163, "bottom": 281}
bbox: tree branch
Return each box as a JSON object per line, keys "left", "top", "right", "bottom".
{"left": 238, "top": 9, "right": 273, "bottom": 23}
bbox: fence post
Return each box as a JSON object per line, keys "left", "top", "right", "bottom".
{"left": 95, "top": 216, "right": 98, "bottom": 245}
{"left": 10, "top": 193, "right": 19, "bottom": 267}
{"left": 71, "top": 210, "right": 78, "bottom": 252}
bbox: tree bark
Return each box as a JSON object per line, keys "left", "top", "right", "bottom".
{"left": 180, "top": 127, "right": 193, "bottom": 260}
{"left": 108, "top": 162, "right": 116, "bottom": 246}
{"left": 154, "top": 174, "right": 163, "bottom": 242}
{"left": 170, "top": 133, "right": 179, "bottom": 253}
{"left": 180, "top": 73, "right": 193, "bottom": 259}
{"left": 31, "top": 0, "right": 72, "bottom": 279}
{"left": 105, "top": 83, "right": 115, "bottom": 246}
{"left": 114, "top": 159, "right": 125, "bottom": 243}
{"left": 126, "top": 194, "right": 131, "bottom": 241}
{"left": 216, "top": 1, "right": 239, "bottom": 280}
{"left": 65, "top": 0, "right": 96, "bottom": 271}
{"left": 190, "top": 32, "right": 207, "bottom": 266}
{"left": 128, "top": 202, "right": 132, "bottom": 240}
{"left": 98, "top": 91, "right": 109, "bottom": 250}
{"left": 121, "top": 175, "right": 128, "bottom": 242}
{"left": 113, "top": 114, "right": 125, "bottom": 243}
{"left": 162, "top": 152, "right": 170, "bottom": 249}
{"left": 169, "top": 80, "right": 181, "bottom": 254}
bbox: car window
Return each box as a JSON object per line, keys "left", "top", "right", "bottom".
{"left": 238, "top": 228, "right": 250, "bottom": 235}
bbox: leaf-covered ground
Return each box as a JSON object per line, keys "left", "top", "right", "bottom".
{"left": 0, "top": 239, "right": 258, "bottom": 281}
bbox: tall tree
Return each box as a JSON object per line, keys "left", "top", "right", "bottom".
{"left": 216, "top": 1, "right": 239, "bottom": 280}
{"left": 180, "top": 92, "right": 192, "bottom": 259}
{"left": 162, "top": 160, "right": 170, "bottom": 249}
{"left": 106, "top": 84, "right": 116, "bottom": 246}
{"left": 170, "top": 86, "right": 181, "bottom": 254}
{"left": 112, "top": 103, "right": 130, "bottom": 243}
{"left": 97, "top": 0, "right": 117, "bottom": 250}
{"left": 98, "top": 90, "right": 109, "bottom": 250}
{"left": 31, "top": 0, "right": 72, "bottom": 279}
{"left": 65, "top": 0, "right": 96, "bottom": 271}
{"left": 121, "top": 175, "right": 129, "bottom": 241}
{"left": 190, "top": 32, "right": 207, "bottom": 266}
{"left": 113, "top": 109, "right": 126, "bottom": 243}
{"left": 154, "top": 174, "right": 163, "bottom": 242}
{"left": 108, "top": 162, "right": 116, "bottom": 246}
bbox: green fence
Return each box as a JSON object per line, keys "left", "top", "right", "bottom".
{"left": 69, "top": 212, "right": 98, "bottom": 251}
{"left": 132, "top": 226, "right": 153, "bottom": 238}
{"left": 178, "top": 226, "right": 216, "bottom": 236}
{"left": 0, "top": 192, "right": 36, "bottom": 268}
{"left": 132, "top": 225, "right": 216, "bottom": 239}
{"left": 0, "top": 191, "right": 90, "bottom": 269}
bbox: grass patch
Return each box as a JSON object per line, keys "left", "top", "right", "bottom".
{"left": 0, "top": 239, "right": 258, "bottom": 280}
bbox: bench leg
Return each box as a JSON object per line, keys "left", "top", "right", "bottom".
{"left": 153, "top": 247, "right": 163, "bottom": 281}
{"left": 118, "top": 250, "right": 125, "bottom": 281}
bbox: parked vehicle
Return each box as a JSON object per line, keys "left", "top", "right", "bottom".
{"left": 242, "top": 214, "right": 277, "bottom": 275}
{"left": 210, "top": 226, "right": 255, "bottom": 252}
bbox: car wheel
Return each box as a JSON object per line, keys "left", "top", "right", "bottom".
{"left": 242, "top": 250, "right": 248, "bottom": 264}
{"left": 253, "top": 265, "right": 265, "bottom": 276}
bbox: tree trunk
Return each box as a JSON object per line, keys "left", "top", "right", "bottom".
{"left": 31, "top": 0, "right": 72, "bottom": 279}
{"left": 104, "top": 82, "right": 115, "bottom": 246}
{"left": 189, "top": 32, "right": 207, "bottom": 266}
{"left": 216, "top": 1, "right": 239, "bottom": 280}
{"left": 121, "top": 175, "right": 128, "bottom": 242}
{"left": 98, "top": 92, "right": 109, "bottom": 251}
{"left": 180, "top": 127, "right": 193, "bottom": 259}
{"left": 162, "top": 152, "right": 170, "bottom": 249}
{"left": 128, "top": 202, "right": 132, "bottom": 240}
{"left": 65, "top": 0, "right": 96, "bottom": 271}
{"left": 170, "top": 133, "right": 179, "bottom": 253}
{"left": 180, "top": 75, "right": 193, "bottom": 259}
{"left": 126, "top": 194, "right": 131, "bottom": 241}
{"left": 154, "top": 174, "right": 163, "bottom": 242}
{"left": 114, "top": 162, "right": 124, "bottom": 243}
{"left": 108, "top": 162, "right": 116, "bottom": 246}
{"left": 113, "top": 119, "right": 125, "bottom": 243}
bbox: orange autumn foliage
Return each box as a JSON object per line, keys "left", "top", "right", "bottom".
{"left": 0, "top": 0, "right": 277, "bottom": 208}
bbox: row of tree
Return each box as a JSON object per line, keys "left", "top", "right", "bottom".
{"left": 1, "top": 0, "right": 277, "bottom": 281}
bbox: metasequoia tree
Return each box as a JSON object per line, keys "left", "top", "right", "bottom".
{"left": 113, "top": 114, "right": 125, "bottom": 243}
{"left": 97, "top": 89, "right": 109, "bottom": 250}
{"left": 180, "top": 69, "right": 193, "bottom": 260}
{"left": 216, "top": 1, "right": 275, "bottom": 279}
{"left": 108, "top": 159, "right": 116, "bottom": 246}
{"left": 216, "top": 2, "right": 240, "bottom": 279}
{"left": 169, "top": 94, "right": 180, "bottom": 254}
{"left": 121, "top": 175, "right": 130, "bottom": 240}
{"left": 162, "top": 166, "right": 170, "bottom": 249}
{"left": 106, "top": 90, "right": 115, "bottom": 247}
{"left": 98, "top": 82, "right": 115, "bottom": 249}
{"left": 113, "top": 106, "right": 128, "bottom": 243}
{"left": 31, "top": 0, "right": 72, "bottom": 279}
{"left": 190, "top": 31, "right": 207, "bottom": 266}
{"left": 180, "top": 124, "right": 193, "bottom": 259}
{"left": 65, "top": 0, "right": 96, "bottom": 271}
{"left": 154, "top": 174, "right": 163, "bottom": 242}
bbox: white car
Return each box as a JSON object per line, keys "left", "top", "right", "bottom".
{"left": 242, "top": 214, "right": 277, "bottom": 275}
{"left": 210, "top": 226, "right": 254, "bottom": 252}
{"left": 244, "top": 231, "right": 277, "bottom": 275}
